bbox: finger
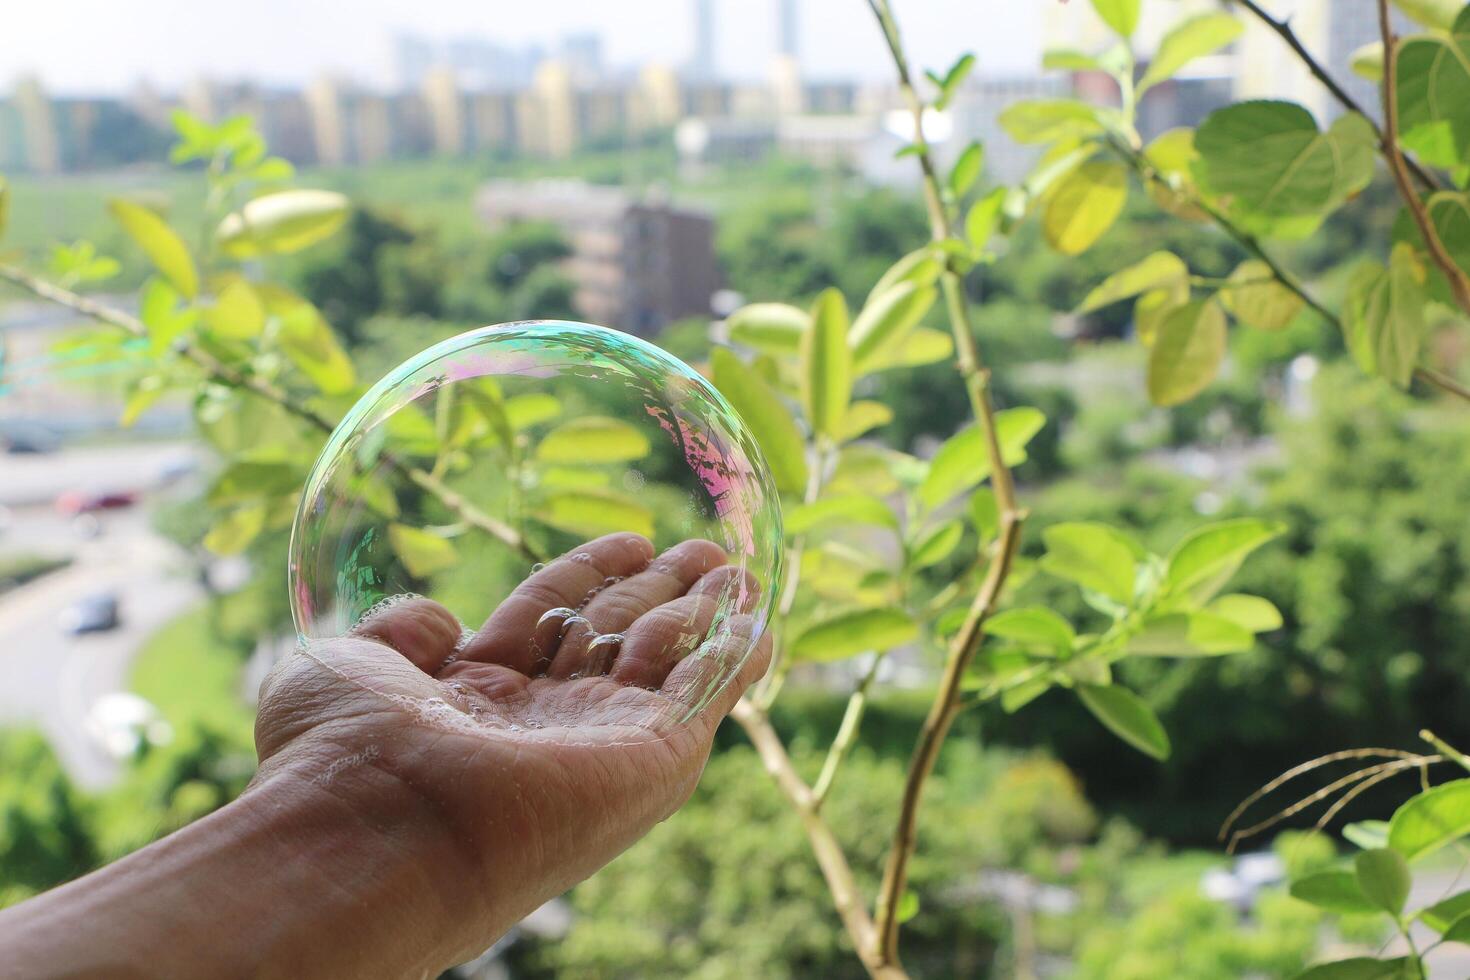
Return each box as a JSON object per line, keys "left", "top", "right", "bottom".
{"left": 548, "top": 539, "right": 728, "bottom": 679}
{"left": 456, "top": 533, "right": 653, "bottom": 674}
{"left": 659, "top": 614, "right": 772, "bottom": 730}
{"left": 349, "top": 596, "right": 463, "bottom": 674}
{"left": 610, "top": 565, "right": 759, "bottom": 689}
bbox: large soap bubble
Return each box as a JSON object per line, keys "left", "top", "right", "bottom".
{"left": 289, "top": 321, "right": 782, "bottom": 728}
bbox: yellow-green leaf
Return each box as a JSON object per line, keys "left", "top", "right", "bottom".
{"left": 109, "top": 199, "right": 198, "bottom": 299}
{"left": 1394, "top": 6, "right": 1470, "bottom": 167}
{"left": 1355, "top": 848, "right": 1410, "bottom": 915}
{"left": 1127, "top": 612, "right": 1254, "bottom": 657}
{"left": 851, "top": 280, "right": 937, "bottom": 372}
{"left": 1043, "top": 161, "right": 1128, "bottom": 255}
{"left": 1143, "top": 127, "right": 1208, "bottom": 222}
{"left": 1090, "top": 0, "right": 1140, "bottom": 37}
{"left": 1350, "top": 41, "right": 1384, "bottom": 83}
{"left": 204, "top": 279, "right": 265, "bottom": 339}
{"left": 1389, "top": 779, "right": 1470, "bottom": 862}
{"left": 987, "top": 606, "right": 1075, "bottom": 656}
{"left": 836, "top": 400, "right": 894, "bottom": 442}
{"left": 965, "top": 186, "right": 1008, "bottom": 253}
{"left": 1077, "top": 683, "right": 1169, "bottom": 759}
{"left": 120, "top": 375, "right": 167, "bottom": 428}
{"left": 1289, "top": 871, "right": 1379, "bottom": 914}
{"left": 1220, "top": 260, "right": 1304, "bottom": 331}
{"left": 266, "top": 288, "right": 356, "bottom": 394}
{"left": 867, "top": 248, "right": 943, "bottom": 305}
{"left": 791, "top": 608, "right": 919, "bottom": 662}
{"left": 1343, "top": 244, "right": 1429, "bottom": 389}
{"left": 910, "top": 519, "right": 963, "bottom": 569}
{"left": 919, "top": 406, "right": 1045, "bottom": 508}
{"left": 999, "top": 99, "right": 1106, "bottom": 145}
{"left": 387, "top": 523, "right": 460, "bottom": 578}
{"left": 1041, "top": 522, "right": 1137, "bottom": 605}
{"left": 1166, "top": 517, "right": 1284, "bottom": 596}
{"left": 1147, "top": 300, "right": 1226, "bottom": 406}
{"left": 539, "top": 489, "right": 655, "bottom": 539}
{"left": 203, "top": 505, "right": 267, "bottom": 556}
{"left": 710, "top": 347, "right": 809, "bottom": 494}
{"left": 536, "top": 416, "right": 651, "bottom": 464}
{"left": 801, "top": 288, "right": 852, "bottom": 437}
{"left": 216, "top": 189, "right": 350, "bottom": 258}
{"left": 727, "top": 303, "right": 809, "bottom": 357}
{"left": 1206, "top": 593, "right": 1283, "bottom": 632}
{"left": 1076, "top": 251, "right": 1189, "bottom": 313}
{"left": 785, "top": 495, "right": 898, "bottom": 535}
{"left": 1139, "top": 14, "right": 1243, "bottom": 91}
{"left": 949, "top": 141, "right": 984, "bottom": 198}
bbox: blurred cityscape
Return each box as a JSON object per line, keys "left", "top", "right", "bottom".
{"left": 1, "top": 0, "right": 1384, "bottom": 181}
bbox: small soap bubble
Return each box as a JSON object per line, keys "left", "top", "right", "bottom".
{"left": 287, "top": 321, "right": 783, "bottom": 729}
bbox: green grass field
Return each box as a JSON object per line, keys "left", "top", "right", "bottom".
{"left": 128, "top": 602, "right": 255, "bottom": 745}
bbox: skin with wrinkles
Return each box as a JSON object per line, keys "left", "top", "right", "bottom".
{"left": 0, "top": 533, "right": 770, "bottom": 979}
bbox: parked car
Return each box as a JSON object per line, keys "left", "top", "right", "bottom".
{"left": 60, "top": 592, "right": 121, "bottom": 634}
{"left": 54, "top": 490, "right": 136, "bottom": 515}
{"left": 3, "top": 424, "right": 59, "bottom": 454}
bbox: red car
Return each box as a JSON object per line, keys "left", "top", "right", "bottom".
{"left": 54, "top": 490, "right": 137, "bottom": 515}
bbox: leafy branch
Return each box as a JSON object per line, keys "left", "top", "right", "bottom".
{"left": 0, "top": 260, "right": 536, "bottom": 559}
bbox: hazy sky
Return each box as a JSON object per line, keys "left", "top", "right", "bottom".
{"left": 3, "top": 0, "right": 1044, "bottom": 94}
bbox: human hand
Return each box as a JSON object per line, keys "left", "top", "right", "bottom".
{"left": 249, "top": 532, "right": 770, "bottom": 972}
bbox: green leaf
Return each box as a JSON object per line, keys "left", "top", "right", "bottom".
{"left": 1040, "top": 522, "right": 1136, "bottom": 605}
{"left": 1090, "top": 0, "right": 1140, "bottom": 37}
{"left": 727, "top": 303, "right": 809, "bottom": 357}
{"left": 1394, "top": 0, "right": 1461, "bottom": 29}
{"left": 1289, "top": 871, "right": 1381, "bottom": 914}
{"left": 1134, "top": 283, "right": 1191, "bottom": 347}
{"left": 949, "top": 141, "right": 985, "bottom": 198}
{"left": 791, "top": 608, "right": 919, "bottom": 662}
{"left": 1344, "top": 820, "right": 1392, "bottom": 852}
{"left": 504, "top": 393, "right": 563, "bottom": 430}
{"left": 801, "top": 288, "right": 852, "bottom": 438}
{"left": 108, "top": 199, "right": 198, "bottom": 299}
{"left": 261, "top": 286, "right": 356, "bottom": 395}
{"left": 203, "top": 279, "right": 265, "bottom": 339}
{"left": 1389, "top": 778, "right": 1470, "bottom": 862}
{"left": 1043, "top": 50, "right": 1105, "bottom": 72}
{"left": 120, "top": 375, "right": 167, "bottom": 428}
{"left": 203, "top": 505, "right": 267, "bottom": 556}
{"left": 837, "top": 400, "right": 894, "bottom": 442}
{"left": 1127, "top": 612, "right": 1254, "bottom": 657}
{"left": 1206, "top": 593, "right": 1284, "bottom": 632}
{"left": 1143, "top": 127, "right": 1209, "bottom": 222}
{"left": 1220, "top": 260, "right": 1304, "bottom": 331}
{"left": 910, "top": 519, "right": 963, "bottom": 569}
{"left": 1076, "top": 251, "right": 1189, "bottom": 314}
{"left": 930, "top": 53, "right": 976, "bottom": 110}
{"left": 1147, "top": 300, "right": 1226, "bottom": 406}
{"left": 1350, "top": 41, "right": 1385, "bottom": 83}
{"left": 850, "top": 281, "right": 937, "bottom": 373}
{"left": 867, "top": 249, "right": 943, "bottom": 305}
{"left": 969, "top": 487, "right": 999, "bottom": 543}
{"left": 880, "top": 327, "right": 953, "bottom": 370}
{"left": 710, "top": 347, "right": 808, "bottom": 494}
{"left": 998, "top": 99, "right": 1107, "bottom": 145}
{"left": 1342, "top": 244, "right": 1429, "bottom": 389}
{"left": 1194, "top": 102, "right": 1376, "bottom": 218}
{"left": 1166, "top": 517, "right": 1283, "bottom": 597}
{"left": 216, "top": 189, "right": 350, "bottom": 258}
{"left": 986, "top": 607, "right": 1075, "bottom": 657}
{"left": 207, "top": 460, "right": 301, "bottom": 507}
{"left": 1419, "top": 890, "right": 1470, "bottom": 932}
{"left": 1077, "top": 684, "right": 1169, "bottom": 759}
{"left": 539, "top": 490, "right": 655, "bottom": 539}
{"left": 1292, "top": 959, "right": 1413, "bottom": 980}
{"left": 139, "top": 278, "right": 197, "bottom": 354}
{"left": 965, "top": 187, "right": 1007, "bottom": 254}
{"left": 1140, "top": 14, "right": 1243, "bottom": 91}
{"left": 895, "top": 890, "right": 920, "bottom": 924}
{"left": 1354, "top": 848, "right": 1410, "bottom": 915}
{"left": 536, "top": 416, "right": 651, "bottom": 464}
{"left": 1393, "top": 191, "right": 1470, "bottom": 289}
{"left": 918, "top": 407, "right": 1045, "bottom": 508}
{"left": 1043, "top": 161, "right": 1128, "bottom": 256}
{"left": 1002, "top": 676, "right": 1052, "bottom": 713}
{"left": 387, "top": 523, "right": 460, "bottom": 578}
{"left": 785, "top": 495, "right": 898, "bottom": 535}
{"left": 1444, "top": 914, "right": 1470, "bottom": 945}
{"left": 1395, "top": 7, "right": 1470, "bottom": 168}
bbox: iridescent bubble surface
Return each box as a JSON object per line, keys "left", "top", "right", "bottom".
{"left": 289, "top": 321, "right": 782, "bottom": 728}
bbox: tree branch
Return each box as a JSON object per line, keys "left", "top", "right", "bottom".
{"left": 0, "top": 262, "right": 541, "bottom": 558}
{"left": 865, "top": 0, "right": 1026, "bottom": 967}
{"left": 730, "top": 701, "right": 907, "bottom": 980}
{"left": 1377, "top": 0, "right": 1470, "bottom": 315}
{"left": 1231, "top": 0, "right": 1442, "bottom": 192}
{"left": 812, "top": 652, "right": 885, "bottom": 808}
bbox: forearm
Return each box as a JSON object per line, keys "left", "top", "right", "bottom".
{"left": 0, "top": 762, "right": 488, "bottom": 980}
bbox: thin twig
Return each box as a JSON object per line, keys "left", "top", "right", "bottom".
{"left": 1226, "top": 757, "right": 1429, "bottom": 852}
{"left": 1377, "top": 0, "right": 1470, "bottom": 315}
{"left": 1232, "top": 0, "right": 1441, "bottom": 192}
{"left": 865, "top": 1, "right": 1025, "bottom": 967}
{"left": 1415, "top": 366, "right": 1470, "bottom": 403}
{"left": 1219, "top": 747, "right": 1425, "bottom": 841}
{"left": 813, "top": 652, "right": 886, "bottom": 808}
{"left": 0, "top": 262, "right": 539, "bottom": 559}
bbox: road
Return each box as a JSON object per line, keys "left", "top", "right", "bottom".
{"left": 0, "top": 442, "right": 204, "bottom": 789}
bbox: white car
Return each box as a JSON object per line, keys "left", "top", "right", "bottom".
{"left": 83, "top": 693, "right": 174, "bottom": 761}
